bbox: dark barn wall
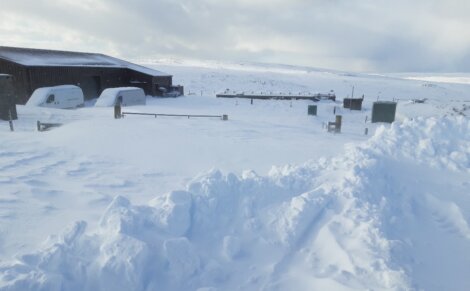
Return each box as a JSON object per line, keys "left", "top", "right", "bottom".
{"left": 127, "top": 70, "right": 172, "bottom": 96}
{"left": 0, "top": 59, "right": 30, "bottom": 104}
{"left": 1, "top": 57, "right": 174, "bottom": 104}
{"left": 28, "top": 66, "right": 129, "bottom": 101}
{"left": 127, "top": 70, "right": 155, "bottom": 96}
{"left": 153, "top": 75, "right": 173, "bottom": 96}
{"left": 0, "top": 75, "right": 18, "bottom": 120}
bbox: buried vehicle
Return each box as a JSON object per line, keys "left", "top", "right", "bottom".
{"left": 95, "top": 87, "right": 146, "bottom": 107}
{"left": 26, "top": 85, "right": 84, "bottom": 109}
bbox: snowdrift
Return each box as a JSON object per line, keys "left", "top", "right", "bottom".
{"left": 1, "top": 117, "right": 469, "bottom": 291}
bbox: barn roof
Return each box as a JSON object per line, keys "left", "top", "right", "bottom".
{"left": 0, "top": 46, "right": 171, "bottom": 77}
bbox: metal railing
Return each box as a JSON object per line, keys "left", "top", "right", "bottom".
{"left": 37, "top": 120, "right": 62, "bottom": 131}
{"left": 121, "top": 111, "right": 228, "bottom": 120}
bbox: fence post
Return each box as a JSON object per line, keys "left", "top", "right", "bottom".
{"left": 222, "top": 114, "right": 228, "bottom": 121}
{"left": 114, "top": 104, "right": 122, "bottom": 119}
{"left": 8, "top": 109, "right": 14, "bottom": 132}
{"left": 335, "top": 115, "right": 342, "bottom": 133}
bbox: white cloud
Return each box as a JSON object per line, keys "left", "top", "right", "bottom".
{"left": 1, "top": 0, "right": 469, "bottom": 72}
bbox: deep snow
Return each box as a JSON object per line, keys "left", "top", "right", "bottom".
{"left": 0, "top": 60, "right": 469, "bottom": 290}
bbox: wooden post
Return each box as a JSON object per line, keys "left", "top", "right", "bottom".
{"left": 114, "top": 104, "right": 122, "bottom": 119}
{"left": 251, "top": 98, "right": 253, "bottom": 105}
{"left": 222, "top": 114, "right": 228, "bottom": 121}
{"left": 335, "top": 115, "right": 342, "bottom": 133}
{"left": 8, "top": 109, "right": 14, "bottom": 132}
{"left": 364, "top": 128, "right": 369, "bottom": 135}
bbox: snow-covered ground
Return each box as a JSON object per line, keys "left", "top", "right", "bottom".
{"left": 0, "top": 60, "right": 469, "bottom": 290}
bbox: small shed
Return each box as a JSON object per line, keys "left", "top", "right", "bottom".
{"left": 0, "top": 74, "right": 17, "bottom": 120}
{"left": 307, "top": 105, "right": 317, "bottom": 116}
{"left": 343, "top": 98, "right": 363, "bottom": 110}
{"left": 371, "top": 101, "right": 397, "bottom": 123}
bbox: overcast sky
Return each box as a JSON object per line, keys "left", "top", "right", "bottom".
{"left": 1, "top": 0, "right": 469, "bottom": 72}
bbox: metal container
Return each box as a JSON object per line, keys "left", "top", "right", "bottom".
{"left": 343, "top": 98, "right": 363, "bottom": 110}
{"left": 371, "top": 101, "right": 397, "bottom": 123}
{"left": 308, "top": 105, "right": 317, "bottom": 116}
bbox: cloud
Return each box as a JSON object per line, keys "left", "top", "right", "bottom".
{"left": 1, "top": 0, "right": 469, "bottom": 72}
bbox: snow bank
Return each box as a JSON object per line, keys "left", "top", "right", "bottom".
{"left": 1, "top": 116, "right": 469, "bottom": 291}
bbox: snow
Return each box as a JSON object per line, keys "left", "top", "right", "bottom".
{"left": 0, "top": 47, "right": 170, "bottom": 77}
{"left": 401, "top": 74, "right": 470, "bottom": 85}
{"left": 0, "top": 60, "right": 470, "bottom": 290}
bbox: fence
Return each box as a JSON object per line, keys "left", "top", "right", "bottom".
{"left": 121, "top": 111, "right": 228, "bottom": 120}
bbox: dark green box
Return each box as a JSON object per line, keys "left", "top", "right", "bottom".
{"left": 371, "top": 101, "right": 397, "bottom": 123}
{"left": 308, "top": 105, "right": 317, "bottom": 116}
{"left": 343, "top": 98, "right": 363, "bottom": 110}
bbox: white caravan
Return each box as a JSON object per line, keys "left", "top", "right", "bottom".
{"left": 95, "top": 87, "right": 146, "bottom": 107}
{"left": 26, "top": 85, "right": 84, "bottom": 109}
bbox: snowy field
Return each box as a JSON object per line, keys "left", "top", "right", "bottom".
{"left": 0, "top": 60, "right": 469, "bottom": 290}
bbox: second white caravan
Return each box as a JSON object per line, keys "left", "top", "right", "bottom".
{"left": 95, "top": 87, "right": 146, "bottom": 107}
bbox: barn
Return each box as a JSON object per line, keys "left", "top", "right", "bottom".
{"left": 0, "top": 46, "right": 183, "bottom": 104}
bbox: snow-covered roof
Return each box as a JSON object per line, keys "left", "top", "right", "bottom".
{"left": 0, "top": 46, "right": 171, "bottom": 77}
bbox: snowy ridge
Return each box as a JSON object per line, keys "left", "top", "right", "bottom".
{"left": 1, "top": 116, "right": 469, "bottom": 291}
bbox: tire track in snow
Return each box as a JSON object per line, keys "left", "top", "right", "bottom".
{"left": 261, "top": 192, "right": 335, "bottom": 290}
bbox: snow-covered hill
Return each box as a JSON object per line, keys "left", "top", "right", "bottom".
{"left": 0, "top": 60, "right": 469, "bottom": 290}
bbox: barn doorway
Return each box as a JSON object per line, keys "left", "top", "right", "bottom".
{"left": 79, "top": 76, "right": 102, "bottom": 100}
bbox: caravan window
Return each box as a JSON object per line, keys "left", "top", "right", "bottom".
{"left": 46, "top": 94, "right": 55, "bottom": 104}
